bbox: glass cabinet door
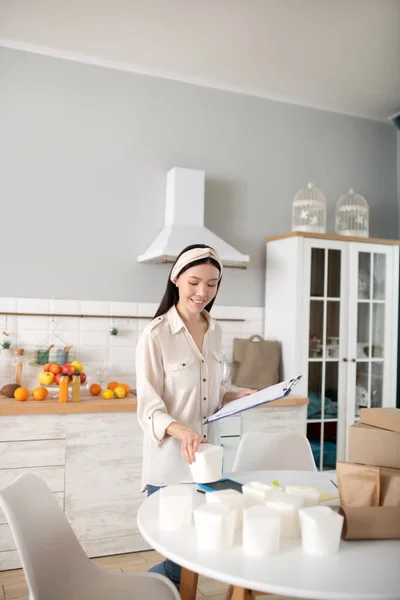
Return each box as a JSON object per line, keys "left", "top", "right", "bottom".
{"left": 352, "top": 249, "right": 390, "bottom": 420}
{"left": 306, "top": 244, "right": 345, "bottom": 470}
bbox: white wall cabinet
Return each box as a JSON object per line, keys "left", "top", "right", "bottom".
{"left": 265, "top": 233, "right": 399, "bottom": 470}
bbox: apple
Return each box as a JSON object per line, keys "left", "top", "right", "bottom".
{"left": 49, "top": 363, "right": 61, "bottom": 375}
{"left": 61, "top": 364, "right": 75, "bottom": 376}
{"left": 43, "top": 363, "right": 51, "bottom": 372}
{"left": 38, "top": 371, "right": 55, "bottom": 386}
{"left": 79, "top": 373, "right": 87, "bottom": 384}
{"left": 70, "top": 360, "right": 84, "bottom": 373}
{"left": 54, "top": 373, "right": 62, "bottom": 386}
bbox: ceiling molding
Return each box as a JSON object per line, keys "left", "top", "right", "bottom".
{"left": 0, "top": 37, "right": 392, "bottom": 124}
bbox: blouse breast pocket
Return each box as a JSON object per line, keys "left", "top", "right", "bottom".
{"left": 165, "top": 356, "right": 198, "bottom": 387}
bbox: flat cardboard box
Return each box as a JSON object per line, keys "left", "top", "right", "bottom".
{"left": 348, "top": 422, "right": 400, "bottom": 469}
{"left": 339, "top": 506, "right": 400, "bottom": 540}
{"left": 360, "top": 408, "right": 400, "bottom": 433}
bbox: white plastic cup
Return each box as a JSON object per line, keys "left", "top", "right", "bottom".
{"left": 285, "top": 485, "right": 320, "bottom": 507}
{"left": 243, "top": 506, "right": 281, "bottom": 556}
{"left": 193, "top": 503, "right": 235, "bottom": 550}
{"left": 158, "top": 485, "right": 193, "bottom": 531}
{"left": 299, "top": 506, "right": 344, "bottom": 556}
{"left": 206, "top": 489, "right": 245, "bottom": 530}
{"left": 189, "top": 444, "right": 223, "bottom": 483}
{"left": 265, "top": 492, "right": 304, "bottom": 538}
{"left": 242, "top": 481, "right": 282, "bottom": 506}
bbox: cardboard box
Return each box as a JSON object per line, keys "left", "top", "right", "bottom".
{"left": 339, "top": 506, "right": 400, "bottom": 540}
{"left": 380, "top": 466, "right": 400, "bottom": 506}
{"left": 360, "top": 408, "right": 400, "bottom": 433}
{"left": 348, "top": 422, "right": 400, "bottom": 469}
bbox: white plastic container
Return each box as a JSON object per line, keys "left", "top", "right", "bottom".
{"left": 265, "top": 492, "right": 304, "bottom": 538}
{"left": 285, "top": 485, "right": 320, "bottom": 507}
{"left": 193, "top": 503, "right": 235, "bottom": 550}
{"left": 206, "top": 489, "right": 245, "bottom": 530}
{"left": 189, "top": 444, "right": 223, "bottom": 483}
{"left": 242, "top": 481, "right": 281, "bottom": 506}
{"left": 243, "top": 506, "right": 281, "bottom": 557}
{"left": 299, "top": 506, "right": 344, "bottom": 556}
{"left": 158, "top": 485, "right": 193, "bottom": 531}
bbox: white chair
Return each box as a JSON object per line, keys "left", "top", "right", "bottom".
{"left": 232, "top": 431, "right": 317, "bottom": 472}
{"left": 0, "top": 473, "right": 180, "bottom": 600}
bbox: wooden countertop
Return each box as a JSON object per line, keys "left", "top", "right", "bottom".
{"left": 0, "top": 394, "right": 138, "bottom": 415}
{"left": 0, "top": 393, "right": 307, "bottom": 416}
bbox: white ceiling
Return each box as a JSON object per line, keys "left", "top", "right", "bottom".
{"left": 1, "top": 0, "right": 399, "bottom": 121}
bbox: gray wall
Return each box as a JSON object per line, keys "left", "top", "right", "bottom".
{"left": 0, "top": 47, "right": 398, "bottom": 306}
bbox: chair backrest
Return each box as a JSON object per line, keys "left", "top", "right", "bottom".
{"left": 232, "top": 431, "right": 317, "bottom": 472}
{"left": 0, "top": 473, "right": 92, "bottom": 600}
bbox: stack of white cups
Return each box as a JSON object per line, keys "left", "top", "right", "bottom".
{"left": 265, "top": 492, "right": 304, "bottom": 538}
{"left": 285, "top": 485, "right": 320, "bottom": 507}
{"left": 243, "top": 505, "right": 281, "bottom": 556}
{"left": 242, "top": 481, "right": 282, "bottom": 506}
{"left": 158, "top": 485, "right": 193, "bottom": 530}
{"left": 205, "top": 489, "right": 245, "bottom": 530}
{"left": 193, "top": 503, "right": 235, "bottom": 550}
{"left": 299, "top": 506, "right": 344, "bottom": 556}
{"left": 189, "top": 444, "right": 223, "bottom": 483}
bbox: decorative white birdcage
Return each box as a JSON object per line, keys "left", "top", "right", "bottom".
{"left": 292, "top": 183, "right": 327, "bottom": 234}
{"left": 336, "top": 188, "right": 369, "bottom": 238}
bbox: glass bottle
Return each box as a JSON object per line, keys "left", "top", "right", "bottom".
{"left": 13, "top": 348, "right": 25, "bottom": 386}
{"left": 71, "top": 373, "right": 81, "bottom": 403}
{"left": 59, "top": 373, "right": 69, "bottom": 403}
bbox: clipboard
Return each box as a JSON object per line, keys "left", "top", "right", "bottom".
{"left": 204, "top": 375, "right": 302, "bottom": 424}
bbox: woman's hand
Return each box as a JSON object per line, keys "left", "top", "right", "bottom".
{"left": 222, "top": 389, "right": 257, "bottom": 405}
{"left": 166, "top": 422, "right": 204, "bottom": 464}
{"left": 180, "top": 429, "right": 203, "bottom": 464}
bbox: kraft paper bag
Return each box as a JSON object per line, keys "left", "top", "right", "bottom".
{"left": 336, "top": 462, "right": 380, "bottom": 507}
{"left": 232, "top": 335, "right": 280, "bottom": 390}
{"left": 380, "top": 467, "right": 400, "bottom": 507}
{"left": 339, "top": 506, "right": 400, "bottom": 540}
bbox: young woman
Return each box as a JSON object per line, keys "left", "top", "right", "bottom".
{"left": 136, "top": 244, "right": 254, "bottom": 589}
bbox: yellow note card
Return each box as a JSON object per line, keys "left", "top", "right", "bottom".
{"left": 320, "top": 491, "right": 339, "bottom": 502}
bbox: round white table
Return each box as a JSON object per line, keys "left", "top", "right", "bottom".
{"left": 137, "top": 470, "right": 400, "bottom": 600}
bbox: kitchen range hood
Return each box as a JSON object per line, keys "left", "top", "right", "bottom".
{"left": 138, "top": 167, "right": 249, "bottom": 268}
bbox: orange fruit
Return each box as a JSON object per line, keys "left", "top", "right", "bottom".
{"left": 90, "top": 383, "right": 102, "bottom": 396}
{"left": 107, "top": 381, "right": 119, "bottom": 391}
{"left": 113, "top": 386, "right": 127, "bottom": 399}
{"left": 102, "top": 389, "right": 114, "bottom": 400}
{"left": 120, "top": 384, "right": 131, "bottom": 396}
{"left": 14, "top": 387, "right": 30, "bottom": 401}
{"left": 32, "top": 386, "right": 49, "bottom": 401}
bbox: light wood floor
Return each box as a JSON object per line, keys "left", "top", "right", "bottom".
{"left": 0, "top": 550, "right": 300, "bottom": 600}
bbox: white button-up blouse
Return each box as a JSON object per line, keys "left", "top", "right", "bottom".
{"left": 136, "top": 305, "right": 225, "bottom": 490}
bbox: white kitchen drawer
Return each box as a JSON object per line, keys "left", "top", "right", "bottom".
{"left": 0, "top": 439, "right": 66, "bottom": 469}
{"left": 0, "top": 415, "right": 66, "bottom": 442}
{"left": 218, "top": 416, "right": 242, "bottom": 437}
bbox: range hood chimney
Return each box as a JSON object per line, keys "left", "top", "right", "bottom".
{"left": 138, "top": 167, "right": 249, "bottom": 268}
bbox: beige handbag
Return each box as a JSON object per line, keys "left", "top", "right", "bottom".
{"left": 232, "top": 335, "right": 281, "bottom": 390}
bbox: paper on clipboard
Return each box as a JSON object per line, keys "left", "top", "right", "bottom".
{"left": 204, "top": 375, "right": 302, "bottom": 424}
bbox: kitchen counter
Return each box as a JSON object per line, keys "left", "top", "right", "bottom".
{"left": 0, "top": 393, "right": 307, "bottom": 416}
{"left": 0, "top": 394, "right": 138, "bottom": 415}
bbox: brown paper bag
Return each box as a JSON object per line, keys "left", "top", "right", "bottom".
{"left": 232, "top": 335, "right": 280, "bottom": 390}
{"left": 339, "top": 506, "right": 400, "bottom": 540}
{"left": 336, "top": 462, "right": 380, "bottom": 507}
{"left": 380, "top": 467, "right": 400, "bottom": 507}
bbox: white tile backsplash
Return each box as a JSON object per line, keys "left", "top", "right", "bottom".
{"left": 0, "top": 297, "right": 264, "bottom": 390}
{"left": 50, "top": 299, "right": 82, "bottom": 314}
{"left": 0, "top": 298, "right": 18, "bottom": 312}
{"left": 17, "top": 298, "right": 49, "bottom": 314}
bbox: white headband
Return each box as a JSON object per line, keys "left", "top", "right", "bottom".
{"left": 170, "top": 248, "right": 223, "bottom": 283}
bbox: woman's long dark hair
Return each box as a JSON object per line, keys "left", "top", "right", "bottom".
{"left": 153, "top": 244, "right": 222, "bottom": 319}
